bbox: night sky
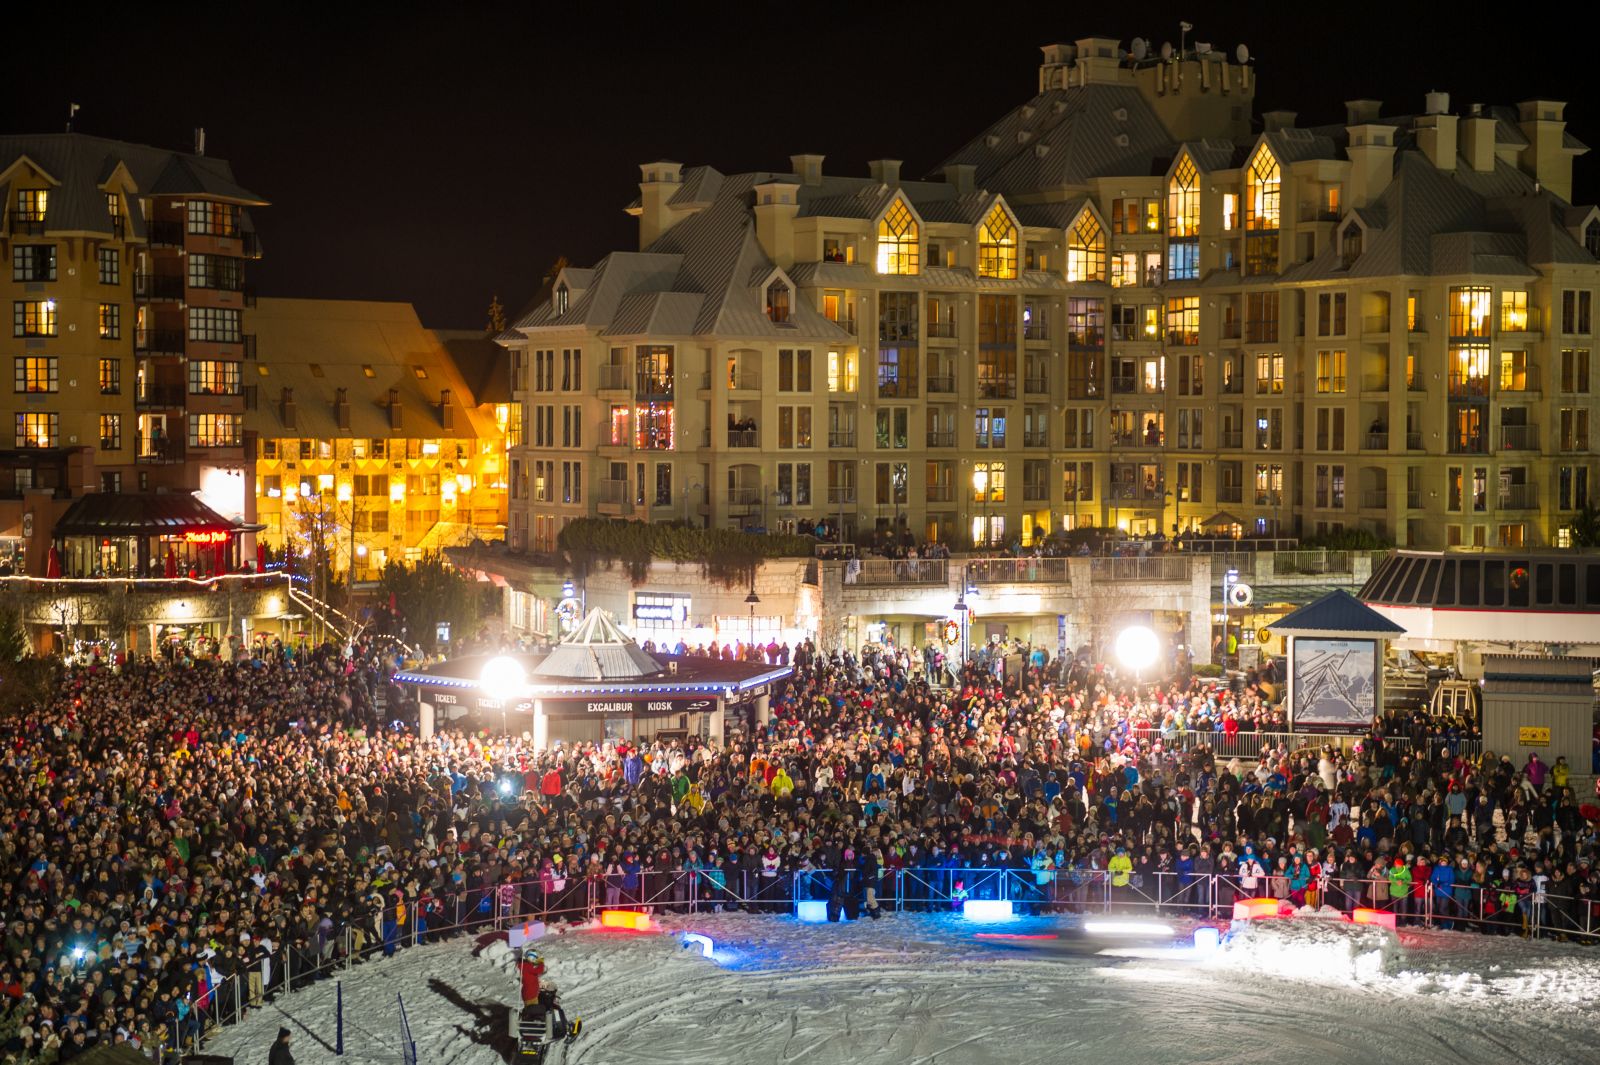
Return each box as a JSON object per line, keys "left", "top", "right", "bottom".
{"left": 7, "top": 4, "right": 1600, "bottom": 328}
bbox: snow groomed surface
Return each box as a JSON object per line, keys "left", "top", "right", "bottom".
{"left": 210, "top": 911, "right": 1600, "bottom": 1065}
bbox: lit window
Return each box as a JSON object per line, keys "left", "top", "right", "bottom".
{"left": 765, "top": 278, "right": 791, "bottom": 323}
{"left": 1244, "top": 145, "right": 1281, "bottom": 276}
{"left": 14, "top": 300, "right": 57, "bottom": 337}
{"left": 1066, "top": 212, "right": 1106, "bottom": 283}
{"left": 14, "top": 356, "right": 57, "bottom": 393}
{"left": 554, "top": 282, "right": 569, "bottom": 315}
{"left": 977, "top": 203, "right": 1018, "bottom": 279}
{"left": 1167, "top": 155, "right": 1200, "bottom": 237}
{"left": 15, "top": 189, "right": 48, "bottom": 224}
{"left": 875, "top": 198, "right": 919, "bottom": 275}
{"left": 15, "top": 411, "right": 58, "bottom": 448}
{"left": 1448, "top": 286, "right": 1493, "bottom": 338}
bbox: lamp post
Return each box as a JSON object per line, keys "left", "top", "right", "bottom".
{"left": 744, "top": 578, "right": 760, "bottom": 654}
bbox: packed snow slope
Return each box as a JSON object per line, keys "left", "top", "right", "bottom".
{"left": 211, "top": 911, "right": 1600, "bottom": 1065}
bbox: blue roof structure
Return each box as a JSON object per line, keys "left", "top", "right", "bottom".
{"left": 1268, "top": 588, "right": 1406, "bottom": 636}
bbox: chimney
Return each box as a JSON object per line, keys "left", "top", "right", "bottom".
{"left": 1424, "top": 91, "right": 1451, "bottom": 116}
{"left": 440, "top": 388, "right": 456, "bottom": 432}
{"left": 1262, "top": 110, "right": 1297, "bottom": 132}
{"left": 943, "top": 164, "right": 976, "bottom": 193}
{"left": 387, "top": 387, "right": 402, "bottom": 431}
{"left": 867, "top": 159, "right": 902, "bottom": 186}
{"left": 1346, "top": 124, "right": 1398, "bottom": 209}
{"left": 752, "top": 181, "right": 800, "bottom": 268}
{"left": 279, "top": 387, "right": 296, "bottom": 430}
{"left": 194, "top": 127, "right": 206, "bottom": 156}
{"left": 1461, "top": 106, "right": 1497, "bottom": 173}
{"left": 789, "top": 154, "right": 824, "bottom": 186}
{"left": 1517, "top": 99, "right": 1573, "bottom": 202}
{"left": 1071, "top": 36, "right": 1122, "bottom": 83}
{"left": 634, "top": 160, "right": 684, "bottom": 249}
{"left": 334, "top": 387, "right": 351, "bottom": 432}
{"left": 1416, "top": 111, "right": 1458, "bottom": 172}
{"left": 1344, "top": 99, "right": 1382, "bottom": 125}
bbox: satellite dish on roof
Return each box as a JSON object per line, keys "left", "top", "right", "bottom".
{"left": 1236, "top": 43, "right": 1250, "bottom": 64}
{"left": 1195, "top": 42, "right": 1212, "bottom": 55}
{"left": 1131, "top": 38, "right": 1148, "bottom": 61}
{"left": 1160, "top": 41, "right": 1174, "bottom": 60}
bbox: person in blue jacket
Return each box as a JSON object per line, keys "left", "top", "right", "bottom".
{"left": 1429, "top": 854, "right": 1458, "bottom": 929}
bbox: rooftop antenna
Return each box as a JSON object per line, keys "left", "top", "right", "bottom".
{"left": 1179, "top": 20, "right": 1193, "bottom": 57}
{"left": 66, "top": 103, "right": 80, "bottom": 133}
{"left": 194, "top": 127, "right": 206, "bottom": 157}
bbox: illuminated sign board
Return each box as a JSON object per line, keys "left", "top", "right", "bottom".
{"left": 182, "top": 531, "right": 230, "bottom": 544}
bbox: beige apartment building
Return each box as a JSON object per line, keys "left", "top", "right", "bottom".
{"left": 250, "top": 298, "right": 510, "bottom": 581}
{"left": 502, "top": 36, "right": 1599, "bottom": 553}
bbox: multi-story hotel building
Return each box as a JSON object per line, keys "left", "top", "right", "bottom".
{"left": 250, "top": 298, "right": 509, "bottom": 580}
{"left": 502, "top": 35, "right": 1599, "bottom": 554}
{"left": 0, "top": 131, "right": 264, "bottom": 571}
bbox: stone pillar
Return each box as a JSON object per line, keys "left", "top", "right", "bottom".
{"left": 755, "top": 694, "right": 771, "bottom": 727}
{"left": 532, "top": 699, "right": 548, "bottom": 751}
{"left": 710, "top": 699, "right": 726, "bottom": 744}
{"left": 418, "top": 701, "right": 435, "bottom": 741}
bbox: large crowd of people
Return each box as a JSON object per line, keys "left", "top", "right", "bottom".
{"left": 0, "top": 635, "right": 1593, "bottom": 1063}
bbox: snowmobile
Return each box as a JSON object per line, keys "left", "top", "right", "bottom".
{"left": 512, "top": 985, "right": 582, "bottom": 1062}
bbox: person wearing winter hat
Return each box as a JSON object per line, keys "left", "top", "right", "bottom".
{"left": 269, "top": 1027, "right": 295, "bottom": 1065}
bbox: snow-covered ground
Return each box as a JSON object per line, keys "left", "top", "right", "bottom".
{"left": 210, "top": 910, "right": 1600, "bottom": 1065}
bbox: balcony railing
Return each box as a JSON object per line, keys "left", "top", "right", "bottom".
{"left": 877, "top": 378, "right": 918, "bottom": 399}
{"left": 1023, "top": 483, "right": 1049, "bottom": 501}
{"left": 1406, "top": 491, "right": 1422, "bottom": 509}
{"left": 134, "top": 385, "right": 185, "bottom": 409}
{"left": 1108, "top": 482, "right": 1167, "bottom": 502}
{"left": 1023, "top": 375, "right": 1049, "bottom": 394}
{"left": 133, "top": 272, "right": 184, "bottom": 301}
{"left": 926, "top": 321, "right": 956, "bottom": 339}
{"left": 135, "top": 438, "right": 185, "bottom": 463}
{"left": 1361, "top": 373, "right": 1389, "bottom": 393}
{"left": 926, "top": 430, "right": 955, "bottom": 448}
{"left": 1023, "top": 322, "right": 1051, "bottom": 341}
{"left": 1272, "top": 549, "right": 1354, "bottom": 575}
{"left": 135, "top": 330, "right": 185, "bottom": 355}
{"left": 1361, "top": 490, "right": 1388, "bottom": 509}
{"left": 976, "top": 380, "right": 1016, "bottom": 400}
{"left": 598, "top": 479, "right": 632, "bottom": 510}
{"left": 878, "top": 322, "right": 919, "bottom": 343}
{"left": 148, "top": 221, "right": 184, "bottom": 247}
{"left": 846, "top": 558, "right": 947, "bottom": 585}
{"left": 727, "top": 428, "right": 759, "bottom": 448}
{"left": 1447, "top": 436, "right": 1489, "bottom": 455}
{"left": 1111, "top": 429, "right": 1164, "bottom": 448}
{"left": 926, "top": 485, "right": 954, "bottom": 502}
{"left": 1500, "top": 307, "right": 1543, "bottom": 333}
{"left": 1066, "top": 329, "right": 1103, "bottom": 349}
{"left": 1498, "top": 367, "right": 1540, "bottom": 393}
{"left": 1447, "top": 374, "right": 1490, "bottom": 399}
{"left": 1023, "top": 430, "right": 1049, "bottom": 447}
{"left": 598, "top": 365, "right": 629, "bottom": 391}
{"left": 828, "top": 430, "right": 856, "bottom": 448}
{"left": 1406, "top": 431, "right": 1424, "bottom": 450}
{"left": 1362, "top": 314, "right": 1389, "bottom": 334}
{"left": 1363, "top": 431, "right": 1389, "bottom": 450}
{"left": 1217, "top": 485, "right": 1243, "bottom": 503}
{"left": 1111, "top": 375, "right": 1137, "bottom": 394}
{"left": 1088, "top": 556, "right": 1190, "bottom": 582}
{"left": 1497, "top": 484, "right": 1537, "bottom": 510}
{"left": 968, "top": 557, "right": 1070, "bottom": 584}
{"left": 1499, "top": 425, "right": 1540, "bottom": 450}
{"left": 1220, "top": 376, "right": 1244, "bottom": 395}
{"left": 827, "top": 487, "right": 856, "bottom": 504}
{"left": 926, "top": 374, "right": 956, "bottom": 394}
{"left": 1220, "top": 320, "right": 1242, "bottom": 340}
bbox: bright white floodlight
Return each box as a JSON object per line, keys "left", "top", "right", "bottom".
{"left": 1115, "top": 626, "right": 1160, "bottom": 674}
{"left": 480, "top": 655, "right": 528, "bottom": 700}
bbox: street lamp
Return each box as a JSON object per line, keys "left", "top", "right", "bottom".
{"left": 744, "top": 579, "right": 760, "bottom": 653}
{"left": 1115, "top": 624, "right": 1160, "bottom": 683}
{"left": 481, "top": 654, "right": 527, "bottom": 738}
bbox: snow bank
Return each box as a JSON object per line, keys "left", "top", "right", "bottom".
{"left": 1213, "top": 913, "right": 1401, "bottom": 985}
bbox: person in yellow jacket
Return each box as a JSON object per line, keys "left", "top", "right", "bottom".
{"left": 1107, "top": 846, "right": 1134, "bottom": 903}
{"left": 771, "top": 767, "right": 794, "bottom": 800}
{"left": 685, "top": 782, "right": 706, "bottom": 815}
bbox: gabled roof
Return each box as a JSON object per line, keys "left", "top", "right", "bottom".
{"left": 54, "top": 491, "right": 240, "bottom": 537}
{"left": 536, "top": 607, "right": 664, "bottom": 680}
{"left": 0, "top": 132, "right": 265, "bottom": 238}
{"left": 249, "top": 298, "right": 501, "bottom": 440}
{"left": 936, "top": 85, "right": 1174, "bottom": 189}
{"left": 1269, "top": 589, "right": 1406, "bottom": 636}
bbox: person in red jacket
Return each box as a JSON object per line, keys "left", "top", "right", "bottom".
{"left": 540, "top": 767, "right": 562, "bottom": 798}
{"left": 519, "top": 948, "right": 545, "bottom": 1005}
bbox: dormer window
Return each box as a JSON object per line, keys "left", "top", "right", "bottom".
{"left": 554, "top": 282, "right": 570, "bottom": 315}
{"left": 1340, "top": 224, "right": 1363, "bottom": 268}
{"left": 766, "top": 278, "right": 792, "bottom": 323}
{"left": 875, "top": 198, "right": 919, "bottom": 275}
{"left": 978, "top": 204, "right": 1018, "bottom": 279}
{"left": 1587, "top": 220, "right": 1600, "bottom": 259}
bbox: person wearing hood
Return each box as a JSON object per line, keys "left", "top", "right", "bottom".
{"left": 268, "top": 1027, "right": 294, "bottom": 1065}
